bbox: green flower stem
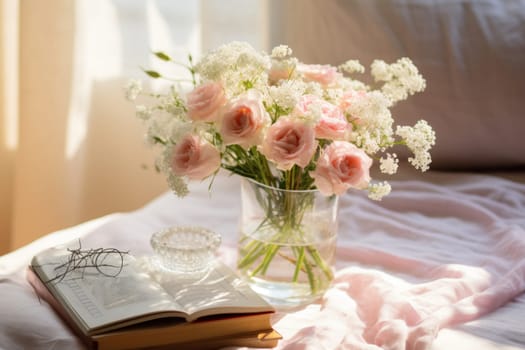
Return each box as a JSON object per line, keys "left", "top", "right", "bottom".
{"left": 250, "top": 244, "right": 280, "bottom": 276}
{"left": 307, "top": 246, "right": 334, "bottom": 281}
{"left": 303, "top": 258, "right": 317, "bottom": 294}
{"left": 238, "top": 240, "right": 267, "bottom": 269}
{"left": 239, "top": 236, "right": 333, "bottom": 294}
{"left": 253, "top": 149, "right": 275, "bottom": 187}
{"left": 292, "top": 246, "right": 305, "bottom": 282}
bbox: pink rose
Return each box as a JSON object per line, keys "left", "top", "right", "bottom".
{"left": 315, "top": 111, "right": 349, "bottom": 140}
{"left": 186, "top": 82, "right": 226, "bottom": 122}
{"left": 311, "top": 141, "right": 372, "bottom": 195}
{"left": 170, "top": 134, "right": 221, "bottom": 180}
{"left": 298, "top": 64, "right": 342, "bottom": 86}
{"left": 220, "top": 90, "right": 270, "bottom": 148}
{"left": 261, "top": 117, "right": 317, "bottom": 170}
{"left": 293, "top": 94, "right": 317, "bottom": 116}
{"left": 294, "top": 95, "right": 349, "bottom": 140}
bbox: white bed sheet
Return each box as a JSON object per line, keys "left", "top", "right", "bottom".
{"left": 1, "top": 169, "right": 524, "bottom": 350}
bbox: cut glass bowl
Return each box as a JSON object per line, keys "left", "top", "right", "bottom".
{"left": 150, "top": 226, "right": 221, "bottom": 273}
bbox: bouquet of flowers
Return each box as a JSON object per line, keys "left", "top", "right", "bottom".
{"left": 126, "top": 42, "right": 435, "bottom": 297}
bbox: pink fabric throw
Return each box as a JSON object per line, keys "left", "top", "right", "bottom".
{"left": 274, "top": 174, "right": 525, "bottom": 350}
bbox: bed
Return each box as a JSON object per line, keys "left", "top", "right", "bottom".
{"left": 2, "top": 1, "right": 525, "bottom": 349}
{"left": 1, "top": 167, "right": 524, "bottom": 349}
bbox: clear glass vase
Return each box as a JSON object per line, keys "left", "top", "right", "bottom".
{"left": 237, "top": 177, "right": 339, "bottom": 308}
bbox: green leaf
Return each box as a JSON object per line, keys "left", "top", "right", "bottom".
{"left": 153, "top": 51, "right": 171, "bottom": 61}
{"left": 242, "top": 80, "right": 254, "bottom": 90}
{"left": 143, "top": 69, "right": 161, "bottom": 79}
{"left": 152, "top": 136, "right": 166, "bottom": 145}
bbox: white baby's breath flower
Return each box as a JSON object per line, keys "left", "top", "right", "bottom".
{"left": 396, "top": 120, "right": 436, "bottom": 172}
{"left": 135, "top": 105, "right": 152, "bottom": 120}
{"left": 144, "top": 121, "right": 167, "bottom": 146}
{"left": 368, "top": 181, "right": 392, "bottom": 201}
{"left": 268, "top": 80, "right": 305, "bottom": 111}
{"left": 345, "top": 91, "right": 394, "bottom": 154}
{"left": 271, "top": 45, "right": 292, "bottom": 58}
{"left": 370, "top": 60, "right": 392, "bottom": 81}
{"left": 169, "top": 119, "right": 194, "bottom": 144}
{"left": 339, "top": 60, "right": 365, "bottom": 74}
{"left": 160, "top": 151, "right": 189, "bottom": 197}
{"left": 371, "top": 58, "right": 426, "bottom": 104}
{"left": 324, "top": 88, "right": 344, "bottom": 104}
{"left": 144, "top": 111, "right": 187, "bottom": 146}
{"left": 379, "top": 153, "right": 399, "bottom": 175}
{"left": 124, "top": 79, "right": 142, "bottom": 101}
{"left": 195, "top": 41, "right": 270, "bottom": 97}
{"left": 302, "top": 81, "right": 324, "bottom": 98}
{"left": 350, "top": 130, "right": 374, "bottom": 154}
{"left": 339, "top": 78, "right": 369, "bottom": 93}
{"left": 167, "top": 174, "right": 189, "bottom": 197}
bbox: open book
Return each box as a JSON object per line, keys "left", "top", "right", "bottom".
{"left": 27, "top": 248, "right": 278, "bottom": 349}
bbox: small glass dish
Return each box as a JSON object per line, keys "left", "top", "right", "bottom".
{"left": 150, "top": 226, "right": 221, "bottom": 273}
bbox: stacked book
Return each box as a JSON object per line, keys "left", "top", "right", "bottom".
{"left": 27, "top": 248, "right": 281, "bottom": 349}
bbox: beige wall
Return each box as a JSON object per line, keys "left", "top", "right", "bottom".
{"left": 12, "top": 0, "right": 76, "bottom": 249}
{"left": 3, "top": 0, "right": 167, "bottom": 252}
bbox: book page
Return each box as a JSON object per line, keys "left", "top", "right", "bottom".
{"left": 143, "top": 260, "right": 273, "bottom": 321}
{"left": 31, "top": 249, "right": 185, "bottom": 334}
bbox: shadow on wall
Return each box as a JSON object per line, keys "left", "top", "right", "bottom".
{"left": 79, "top": 77, "right": 168, "bottom": 226}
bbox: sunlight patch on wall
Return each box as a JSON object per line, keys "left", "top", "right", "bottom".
{"left": 65, "top": 0, "right": 122, "bottom": 159}
{"left": 2, "top": 0, "right": 19, "bottom": 151}
{"left": 146, "top": 0, "right": 200, "bottom": 94}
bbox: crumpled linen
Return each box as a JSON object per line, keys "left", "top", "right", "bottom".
{"left": 274, "top": 174, "right": 525, "bottom": 350}
{"left": 1, "top": 171, "right": 524, "bottom": 350}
